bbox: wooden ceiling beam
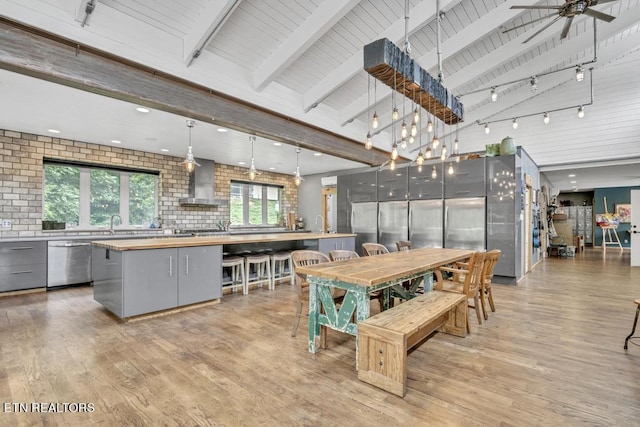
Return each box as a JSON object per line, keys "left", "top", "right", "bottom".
{"left": 0, "top": 18, "right": 391, "bottom": 166}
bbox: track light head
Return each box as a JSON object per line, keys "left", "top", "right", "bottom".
{"left": 543, "top": 112, "right": 550, "bottom": 124}
{"left": 491, "top": 87, "right": 497, "bottom": 102}
{"left": 576, "top": 65, "right": 585, "bottom": 82}
{"left": 530, "top": 76, "right": 538, "bottom": 93}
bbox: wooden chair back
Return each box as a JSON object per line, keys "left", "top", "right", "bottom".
{"left": 482, "top": 250, "right": 501, "bottom": 287}
{"left": 395, "top": 240, "right": 412, "bottom": 252}
{"left": 329, "top": 250, "right": 359, "bottom": 262}
{"left": 462, "top": 251, "right": 486, "bottom": 298}
{"left": 291, "top": 250, "right": 330, "bottom": 294}
{"left": 362, "top": 243, "right": 389, "bottom": 256}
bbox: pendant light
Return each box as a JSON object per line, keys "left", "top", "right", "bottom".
{"left": 372, "top": 79, "right": 379, "bottom": 129}
{"left": 365, "top": 76, "right": 374, "bottom": 150}
{"left": 182, "top": 119, "right": 201, "bottom": 173}
{"left": 543, "top": 112, "right": 550, "bottom": 124}
{"left": 431, "top": 165, "right": 437, "bottom": 179}
{"left": 578, "top": 105, "right": 585, "bottom": 118}
{"left": 294, "top": 147, "right": 304, "bottom": 186}
{"left": 245, "top": 135, "right": 261, "bottom": 181}
{"left": 490, "top": 87, "right": 498, "bottom": 102}
{"left": 512, "top": 118, "right": 519, "bottom": 129}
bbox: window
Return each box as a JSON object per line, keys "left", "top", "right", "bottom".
{"left": 43, "top": 161, "right": 158, "bottom": 229}
{"left": 230, "top": 181, "right": 282, "bottom": 226}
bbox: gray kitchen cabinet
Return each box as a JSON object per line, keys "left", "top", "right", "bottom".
{"left": 93, "top": 245, "right": 222, "bottom": 318}
{"left": 318, "top": 236, "right": 355, "bottom": 254}
{"left": 350, "top": 171, "right": 378, "bottom": 203}
{"left": 408, "top": 164, "right": 443, "bottom": 200}
{"left": 178, "top": 245, "right": 221, "bottom": 306}
{"left": 336, "top": 174, "right": 351, "bottom": 233}
{"left": 0, "top": 241, "right": 47, "bottom": 292}
{"left": 378, "top": 167, "right": 408, "bottom": 201}
{"left": 444, "top": 157, "right": 486, "bottom": 198}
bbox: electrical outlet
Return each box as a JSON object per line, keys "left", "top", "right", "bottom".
{"left": 1, "top": 219, "right": 11, "bottom": 229}
{"left": 624, "top": 239, "right": 628, "bottom": 243}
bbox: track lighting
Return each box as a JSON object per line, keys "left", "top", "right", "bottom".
{"left": 491, "top": 87, "right": 497, "bottom": 102}
{"left": 576, "top": 65, "right": 584, "bottom": 82}
{"left": 577, "top": 105, "right": 585, "bottom": 118}
{"left": 484, "top": 123, "right": 490, "bottom": 134}
{"left": 543, "top": 112, "right": 550, "bottom": 124}
{"left": 372, "top": 112, "right": 379, "bottom": 129}
{"left": 530, "top": 76, "right": 538, "bottom": 93}
{"left": 512, "top": 118, "right": 518, "bottom": 130}
{"left": 365, "top": 131, "right": 373, "bottom": 150}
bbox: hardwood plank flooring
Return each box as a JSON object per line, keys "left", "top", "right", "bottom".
{"left": 1, "top": 249, "right": 639, "bottom": 426}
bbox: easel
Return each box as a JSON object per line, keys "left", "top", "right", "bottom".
{"left": 601, "top": 196, "right": 624, "bottom": 253}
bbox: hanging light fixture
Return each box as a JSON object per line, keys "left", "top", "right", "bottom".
{"left": 365, "top": 131, "right": 373, "bottom": 150}
{"left": 391, "top": 143, "right": 399, "bottom": 160}
{"left": 372, "top": 79, "right": 379, "bottom": 129}
{"left": 543, "top": 112, "right": 550, "bottom": 124}
{"left": 431, "top": 165, "right": 437, "bottom": 179}
{"left": 448, "top": 163, "right": 454, "bottom": 175}
{"left": 577, "top": 105, "right": 585, "bottom": 118}
{"left": 491, "top": 87, "right": 498, "bottom": 102}
{"left": 400, "top": 138, "right": 407, "bottom": 150}
{"left": 425, "top": 146, "right": 432, "bottom": 159}
{"left": 245, "top": 135, "right": 261, "bottom": 181}
{"left": 530, "top": 76, "right": 538, "bottom": 93}
{"left": 182, "top": 119, "right": 201, "bottom": 173}
{"left": 426, "top": 94, "right": 434, "bottom": 133}
{"left": 390, "top": 159, "right": 396, "bottom": 171}
{"left": 512, "top": 118, "right": 519, "bottom": 130}
{"left": 576, "top": 65, "right": 585, "bottom": 82}
{"left": 294, "top": 147, "right": 304, "bottom": 186}
{"left": 453, "top": 122, "right": 460, "bottom": 155}
{"left": 365, "top": 75, "right": 374, "bottom": 150}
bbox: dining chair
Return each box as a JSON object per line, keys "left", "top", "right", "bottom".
{"left": 479, "top": 249, "right": 501, "bottom": 320}
{"left": 290, "top": 250, "right": 345, "bottom": 347}
{"left": 434, "top": 251, "right": 486, "bottom": 332}
{"left": 395, "top": 240, "right": 412, "bottom": 252}
{"left": 328, "top": 249, "right": 359, "bottom": 261}
{"left": 362, "top": 242, "right": 389, "bottom": 256}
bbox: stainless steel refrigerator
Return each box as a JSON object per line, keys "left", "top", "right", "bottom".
{"left": 351, "top": 201, "right": 378, "bottom": 255}
{"left": 444, "top": 197, "right": 486, "bottom": 250}
{"left": 409, "top": 199, "right": 443, "bottom": 248}
{"left": 378, "top": 201, "right": 408, "bottom": 252}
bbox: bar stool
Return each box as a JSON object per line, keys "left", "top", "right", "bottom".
{"left": 624, "top": 299, "right": 640, "bottom": 350}
{"left": 245, "top": 253, "right": 272, "bottom": 291}
{"left": 270, "top": 251, "right": 293, "bottom": 289}
{"left": 222, "top": 256, "right": 247, "bottom": 295}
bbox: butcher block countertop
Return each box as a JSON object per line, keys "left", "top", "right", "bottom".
{"left": 92, "top": 232, "right": 356, "bottom": 251}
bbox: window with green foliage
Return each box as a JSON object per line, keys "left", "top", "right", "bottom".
{"left": 43, "top": 161, "right": 158, "bottom": 229}
{"left": 230, "top": 181, "right": 282, "bottom": 226}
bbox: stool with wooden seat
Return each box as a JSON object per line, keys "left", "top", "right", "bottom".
{"left": 624, "top": 299, "right": 640, "bottom": 350}
{"left": 270, "top": 251, "right": 293, "bottom": 289}
{"left": 244, "top": 253, "right": 272, "bottom": 291}
{"left": 222, "top": 256, "right": 247, "bottom": 295}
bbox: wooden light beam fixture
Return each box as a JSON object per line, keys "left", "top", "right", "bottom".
{"left": 363, "top": 38, "right": 464, "bottom": 125}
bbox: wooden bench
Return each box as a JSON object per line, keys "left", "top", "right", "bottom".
{"left": 357, "top": 290, "right": 467, "bottom": 397}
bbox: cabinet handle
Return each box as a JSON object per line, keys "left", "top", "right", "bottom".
{"left": 456, "top": 190, "right": 470, "bottom": 195}
{"left": 185, "top": 254, "right": 189, "bottom": 275}
{"left": 10, "top": 247, "right": 33, "bottom": 251}
{"left": 169, "top": 256, "right": 173, "bottom": 277}
{"left": 11, "top": 270, "right": 32, "bottom": 274}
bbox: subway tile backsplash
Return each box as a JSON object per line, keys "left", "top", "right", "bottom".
{"left": 0, "top": 129, "right": 298, "bottom": 238}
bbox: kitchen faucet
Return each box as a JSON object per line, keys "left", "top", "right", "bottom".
{"left": 110, "top": 214, "right": 122, "bottom": 235}
{"left": 315, "top": 214, "right": 325, "bottom": 233}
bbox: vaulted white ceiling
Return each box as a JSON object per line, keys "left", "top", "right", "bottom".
{"left": 1, "top": 0, "right": 639, "bottom": 192}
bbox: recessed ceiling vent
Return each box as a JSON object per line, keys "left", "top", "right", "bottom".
{"left": 178, "top": 158, "right": 227, "bottom": 206}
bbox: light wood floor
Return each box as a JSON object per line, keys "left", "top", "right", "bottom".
{"left": 1, "top": 249, "right": 639, "bottom": 426}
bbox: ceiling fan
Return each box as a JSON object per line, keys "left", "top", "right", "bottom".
{"left": 504, "top": 0, "right": 617, "bottom": 43}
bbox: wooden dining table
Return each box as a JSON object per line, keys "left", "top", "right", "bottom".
{"left": 295, "top": 247, "right": 474, "bottom": 355}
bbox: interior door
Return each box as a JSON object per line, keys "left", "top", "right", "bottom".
{"left": 631, "top": 190, "right": 640, "bottom": 267}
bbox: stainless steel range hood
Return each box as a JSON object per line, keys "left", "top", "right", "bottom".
{"left": 178, "top": 158, "right": 227, "bottom": 206}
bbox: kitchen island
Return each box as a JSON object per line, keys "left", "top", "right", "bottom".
{"left": 92, "top": 233, "right": 355, "bottom": 319}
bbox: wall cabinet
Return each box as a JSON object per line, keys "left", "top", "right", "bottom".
{"left": 350, "top": 171, "right": 378, "bottom": 203}
{"left": 378, "top": 167, "right": 407, "bottom": 201}
{"left": 0, "top": 241, "right": 47, "bottom": 292}
{"left": 93, "top": 245, "right": 221, "bottom": 318}
{"left": 444, "top": 157, "right": 486, "bottom": 198}
{"left": 408, "top": 164, "right": 443, "bottom": 200}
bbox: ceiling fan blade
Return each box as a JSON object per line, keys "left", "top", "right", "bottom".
{"left": 502, "top": 12, "right": 558, "bottom": 33}
{"left": 511, "top": 5, "right": 562, "bottom": 10}
{"left": 583, "top": 8, "right": 616, "bottom": 22}
{"left": 592, "top": 0, "right": 618, "bottom": 4}
{"left": 522, "top": 15, "right": 563, "bottom": 43}
{"left": 560, "top": 16, "right": 574, "bottom": 39}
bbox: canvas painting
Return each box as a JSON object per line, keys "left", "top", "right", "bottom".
{"left": 615, "top": 204, "right": 631, "bottom": 223}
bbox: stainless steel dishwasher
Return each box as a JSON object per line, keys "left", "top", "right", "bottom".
{"left": 47, "top": 240, "right": 92, "bottom": 288}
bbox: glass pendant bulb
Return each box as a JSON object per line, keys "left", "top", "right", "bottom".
{"left": 416, "top": 151, "right": 424, "bottom": 166}
{"left": 410, "top": 122, "right": 417, "bottom": 137}
{"left": 448, "top": 163, "right": 454, "bottom": 175}
{"left": 391, "top": 144, "right": 398, "bottom": 160}
{"left": 417, "top": 164, "right": 423, "bottom": 172}
{"left": 249, "top": 168, "right": 256, "bottom": 181}
{"left": 530, "top": 76, "right": 538, "bottom": 93}
{"left": 432, "top": 134, "right": 439, "bottom": 148}
{"left": 413, "top": 108, "right": 420, "bottom": 123}
{"left": 400, "top": 138, "right": 407, "bottom": 150}
{"left": 426, "top": 118, "right": 433, "bottom": 133}
{"left": 185, "top": 159, "right": 196, "bottom": 173}
{"left": 431, "top": 165, "right": 437, "bottom": 179}
{"left": 392, "top": 107, "right": 399, "bottom": 121}
{"left": 365, "top": 131, "right": 373, "bottom": 150}
{"left": 454, "top": 138, "right": 459, "bottom": 154}
{"left": 512, "top": 118, "right": 518, "bottom": 130}
{"left": 425, "top": 146, "right": 432, "bottom": 159}
{"left": 577, "top": 106, "right": 585, "bottom": 118}
{"left": 543, "top": 112, "right": 550, "bottom": 124}
{"left": 182, "top": 119, "right": 201, "bottom": 172}
{"left": 409, "top": 135, "right": 415, "bottom": 144}
{"left": 372, "top": 112, "right": 379, "bottom": 129}
{"left": 401, "top": 121, "right": 408, "bottom": 138}
{"left": 389, "top": 159, "right": 396, "bottom": 171}
{"left": 294, "top": 174, "right": 302, "bottom": 187}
